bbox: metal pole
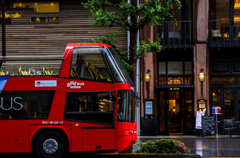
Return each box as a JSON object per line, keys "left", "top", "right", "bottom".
{"left": 136, "top": 0, "right": 141, "bottom": 136}
{"left": 1, "top": 0, "right": 6, "bottom": 56}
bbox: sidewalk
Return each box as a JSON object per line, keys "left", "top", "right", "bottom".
{"left": 134, "top": 135, "right": 240, "bottom": 158}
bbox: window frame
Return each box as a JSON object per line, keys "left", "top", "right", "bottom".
{"left": 157, "top": 61, "right": 193, "bottom": 86}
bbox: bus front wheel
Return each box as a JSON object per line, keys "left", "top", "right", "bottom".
{"left": 33, "top": 131, "right": 67, "bottom": 158}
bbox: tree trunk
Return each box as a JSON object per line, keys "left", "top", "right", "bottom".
{"left": 129, "top": 30, "right": 138, "bottom": 87}
{"left": 129, "top": 0, "right": 138, "bottom": 87}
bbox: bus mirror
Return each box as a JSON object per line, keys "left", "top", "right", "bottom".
{"left": 110, "top": 92, "right": 116, "bottom": 102}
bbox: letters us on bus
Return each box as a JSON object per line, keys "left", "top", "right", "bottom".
{"left": 0, "top": 96, "right": 23, "bottom": 111}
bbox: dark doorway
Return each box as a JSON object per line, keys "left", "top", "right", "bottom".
{"left": 158, "top": 88, "right": 194, "bottom": 135}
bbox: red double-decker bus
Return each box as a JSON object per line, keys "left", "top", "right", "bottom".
{"left": 0, "top": 43, "right": 136, "bottom": 157}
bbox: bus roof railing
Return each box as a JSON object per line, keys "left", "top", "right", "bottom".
{"left": 0, "top": 55, "right": 64, "bottom": 61}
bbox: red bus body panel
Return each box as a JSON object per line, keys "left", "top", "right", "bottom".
{"left": 0, "top": 43, "right": 137, "bottom": 153}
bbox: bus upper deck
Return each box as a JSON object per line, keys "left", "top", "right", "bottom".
{"left": 0, "top": 43, "right": 133, "bottom": 86}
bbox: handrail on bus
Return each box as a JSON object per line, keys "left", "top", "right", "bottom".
{"left": 0, "top": 55, "right": 64, "bottom": 61}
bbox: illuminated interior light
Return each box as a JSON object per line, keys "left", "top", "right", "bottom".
{"left": 235, "top": 0, "right": 240, "bottom": 9}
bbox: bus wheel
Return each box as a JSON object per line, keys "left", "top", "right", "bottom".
{"left": 33, "top": 131, "right": 67, "bottom": 158}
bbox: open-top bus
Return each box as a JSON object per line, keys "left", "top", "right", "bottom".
{"left": 0, "top": 43, "right": 136, "bottom": 157}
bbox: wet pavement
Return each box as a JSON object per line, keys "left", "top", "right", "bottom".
{"left": 1, "top": 135, "right": 240, "bottom": 158}
{"left": 134, "top": 135, "right": 240, "bottom": 158}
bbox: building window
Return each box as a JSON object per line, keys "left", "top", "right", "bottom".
{"left": 210, "top": 0, "right": 240, "bottom": 41}
{"left": 234, "top": 61, "right": 240, "bottom": 72}
{"left": 158, "top": 61, "right": 193, "bottom": 85}
{"left": 31, "top": 17, "right": 59, "bottom": 23}
{"left": 0, "top": 12, "right": 22, "bottom": 25}
{"left": 158, "top": 62, "right": 166, "bottom": 75}
{"left": 211, "top": 77, "right": 235, "bottom": 84}
{"left": 212, "top": 61, "right": 229, "bottom": 73}
{"left": 168, "top": 62, "right": 183, "bottom": 75}
{"left": 1, "top": 12, "right": 22, "bottom": 18}
{"left": 12, "top": 2, "right": 59, "bottom": 13}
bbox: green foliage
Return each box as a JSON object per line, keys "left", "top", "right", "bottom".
{"left": 83, "top": 0, "right": 181, "bottom": 83}
{"left": 88, "top": 32, "right": 132, "bottom": 74}
{"left": 82, "top": 0, "right": 181, "bottom": 30}
{"left": 137, "top": 35, "right": 162, "bottom": 58}
{"left": 133, "top": 139, "right": 190, "bottom": 154}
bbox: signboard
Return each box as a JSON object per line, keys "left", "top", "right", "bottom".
{"left": 195, "top": 111, "right": 204, "bottom": 129}
{"left": 202, "top": 116, "right": 215, "bottom": 135}
{"left": 197, "top": 99, "right": 207, "bottom": 110}
{"left": 145, "top": 101, "right": 153, "bottom": 115}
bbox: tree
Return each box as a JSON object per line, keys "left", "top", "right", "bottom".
{"left": 83, "top": 0, "right": 181, "bottom": 86}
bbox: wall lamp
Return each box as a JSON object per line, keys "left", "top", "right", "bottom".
{"left": 144, "top": 69, "right": 151, "bottom": 83}
{"left": 199, "top": 69, "right": 205, "bottom": 99}
{"left": 198, "top": 69, "right": 205, "bottom": 82}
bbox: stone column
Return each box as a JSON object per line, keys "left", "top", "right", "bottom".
{"left": 193, "top": 0, "right": 210, "bottom": 116}
{"left": 140, "top": 23, "right": 158, "bottom": 135}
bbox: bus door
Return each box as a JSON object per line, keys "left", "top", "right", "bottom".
{"left": 64, "top": 91, "right": 115, "bottom": 151}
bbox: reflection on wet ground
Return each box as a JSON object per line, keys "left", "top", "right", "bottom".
{"left": 135, "top": 135, "right": 240, "bottom": 158}
{"left": 1, "top": 135, "right": 240, "bottom": 158}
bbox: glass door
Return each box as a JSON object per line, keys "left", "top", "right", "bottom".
{"left": 224, "top": 90, "right": 235, "bottom": 120}
{"left": 158, "top": 90, "right": 169, "bottom": 135}
{"left": 169, "top": 90, "right": 182, "bottom": 133}
{"left": 211, "top": 89, "right": 237, "bottom": 121}
{"left": 158, "top": 89, "right": 194, "bottom": 135}
{"left": 184, "top": 90, "right": 194, "bottom": 134}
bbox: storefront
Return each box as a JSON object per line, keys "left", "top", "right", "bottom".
{"left": 210, "top": 50, "right": 240, "bottom": 125}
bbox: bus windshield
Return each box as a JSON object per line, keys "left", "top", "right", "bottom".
{"left": 117, "top": 90, "right": 135, "bottom": 122}
{"left": 71, "top": 47, "right": 133, "bottom": 84}
{"left": 70, "top": 48, "right": 112, "bottom": 82}
{"left": 106, "top": 48, "right": 133, "bottom": 84}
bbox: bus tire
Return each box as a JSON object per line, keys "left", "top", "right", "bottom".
{"left": 33, "top": 130, "right": 67, "bottom": 158}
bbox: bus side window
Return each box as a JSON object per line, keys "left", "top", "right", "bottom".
{"left": 65, "top": 92, "right": 114, "bottom": 124}
{"left": 0, "top": 91, "right": 54, "bottom": 120}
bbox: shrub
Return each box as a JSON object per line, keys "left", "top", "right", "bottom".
{"left": 133, "top": 139, "right": 190, "bottom": 154}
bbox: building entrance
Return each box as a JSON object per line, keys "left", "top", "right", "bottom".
{"left": 158, "top": 88, "right": 194, "bottom": 135}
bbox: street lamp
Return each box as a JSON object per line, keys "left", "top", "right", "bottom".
{"left": 198, "top": 69, "right": 205, "bottom": 82}
{"left": 198, "top": 69, "right": 205, "bottom": 99}
{"left": 144, "top": 69, "right": 151, "bottom": 83}
{"left": 144, "top": 69, "right": 151, "bottom": 99}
